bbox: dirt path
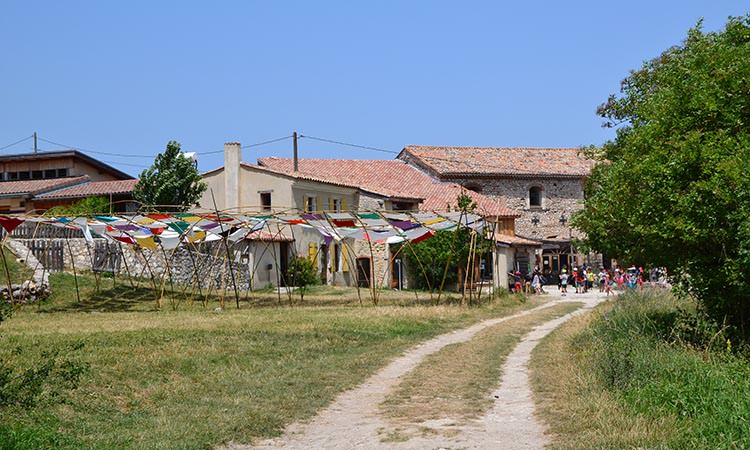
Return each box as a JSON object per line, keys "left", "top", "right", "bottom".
{"left": 223, "top": 291, "right": 608, "bottom": 450}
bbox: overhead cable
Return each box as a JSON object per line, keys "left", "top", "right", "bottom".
{"left": 298, "top": 134, "right": 399, "bottom": 155}
{"left": 0, "top": 134, "right": 34, "bottom": 152}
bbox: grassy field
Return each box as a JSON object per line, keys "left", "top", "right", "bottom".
{"left": 531, "top": 290, "right": 750, "bottom": 449}
{"left": 380, "top": 301, "right": 582, "bottom": 442}
{"left": 0, "top": 264, "right": 542, "bottom": 450}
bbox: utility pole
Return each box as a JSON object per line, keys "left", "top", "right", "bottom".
{"left": 293, "top": 131, "right": 299, "bottom": 172}
{"left": 33, "top": 131, "right": 38, "bottom": 153}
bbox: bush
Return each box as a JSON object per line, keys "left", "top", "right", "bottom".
{"left": 288, "top": 257, "right": 319, "bottom": 302}
{"left": 581, "top": 290, "right": 750, "bottom": 448}
{"left": 45, "top": 196, "right": 111, "bottom": 216}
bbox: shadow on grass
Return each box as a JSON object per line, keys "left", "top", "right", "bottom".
{"left": 37, "top": 272, "right": 223, "bottom": 313}
{"left": 35, "top": 272, "right": 507, "bottom": 313}
{"left": 41, "top": 284, "right": 163, "bottom": 313}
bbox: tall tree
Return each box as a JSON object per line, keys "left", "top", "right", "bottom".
{"left": 134, "top": 141, "right": 207, "bottom": 211}
{"left": 575, "top": 16, "right": 750, "bottom": 334}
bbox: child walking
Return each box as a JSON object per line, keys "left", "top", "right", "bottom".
{"left": 560, "top": 269, "right": 569, "bottom": 296}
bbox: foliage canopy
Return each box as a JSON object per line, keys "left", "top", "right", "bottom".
{"left": 46, "top": 196, "right": 111, "bottom": 216}
{"left": 288, "top": 256, "right": 319, "bottom": 302}
{"left": 574, "top": 16, "right": 750, "bottom": 334}
{"left": 399, "top": 193, "right": 491, "bottom": 291}
{"left": 133, "top": 141, "right": 207, "bottom": 211}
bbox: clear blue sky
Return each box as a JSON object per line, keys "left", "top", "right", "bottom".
{"left": 1, "top": 1, "right": 746, "bottom": 176}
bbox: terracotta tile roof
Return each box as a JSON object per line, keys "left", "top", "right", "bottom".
{"left": 257, "top": 157, "right": 517, "bottom": 217}
{"left": 495, "top": 234, "right": 543, "bottom": 247}
{"left": 400, "top": 145, "right": 596, "bottom": 178}
{"left": 241, "top": 162, "right": 383, "bottom": 194}
{"left": 246, "top": 229, "right": 295, "bottom": 242}
{"left": 35, "top": 179, "right": 138, "bottom": 199}
{"left": 202, "top": 162, "right": 381, "bottom": 195}
{"left": 0, "top": 176, "right": 89, "bottom": 196}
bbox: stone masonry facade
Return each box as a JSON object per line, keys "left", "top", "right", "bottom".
{"left": 439, "top": 176, "right": 585, "bottom": 241}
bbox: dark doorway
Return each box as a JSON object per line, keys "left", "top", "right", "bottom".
{"left": 390, "top": 257, "right": 403, "bottom": 289}
{"left": 356, "top": 257, "right": 371, "bottom": 288}
{"left": 319, "top": 244, "right": 329, "bottom": 284}
{"left": 279, "top": 242, "right": 289, "bottom": 286}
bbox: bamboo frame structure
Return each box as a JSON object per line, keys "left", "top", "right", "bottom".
{"left": 0, "top": 203, "right": 502, "bottom": 308}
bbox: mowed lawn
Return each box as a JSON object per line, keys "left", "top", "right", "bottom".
{"left": 1, "top": 272, "right": 538, "bottom": 450}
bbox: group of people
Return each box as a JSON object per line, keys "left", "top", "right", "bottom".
{"left": 508, "top": 269, "right": 548, "bottom": 295}
{"left": 558, "top": 265, "right": 613, "bottom": 296}
{"left": 509, "top": 264, "right": 668, "bottom": 297}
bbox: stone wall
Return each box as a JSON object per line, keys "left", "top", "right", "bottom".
{"left": 444, "top": 176, "right": 585, "bottom": 240}
{"left": 357, "top": 192, "right": 386, "bottom": 211}
{"left": 13, "top": 238, "right": 253, "bottom": 292}
{"left": 352, "top": 239, "right": 390, "bottom": 289}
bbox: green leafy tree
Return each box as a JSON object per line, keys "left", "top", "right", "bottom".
{"left": 288, "top": 256, "right": 318, "bottom": 302}
{"left": 46, "top": 196, "right": 111, "bottom": 216}
{"left": 400, "top": 193, "right": 489, "bottom": 291}
{"left": 133, "top": 141, "right": 207, "bottom": 211}
{"left": 575, "top": 16, "right": 750, "bottom": 335}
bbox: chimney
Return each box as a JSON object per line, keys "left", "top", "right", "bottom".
{"left": 224, "top": 142, "right": 241, "bottom": 211}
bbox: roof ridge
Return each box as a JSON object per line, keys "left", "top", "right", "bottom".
{"left": 403, "top": 145, "right": 583, "bottom": 150}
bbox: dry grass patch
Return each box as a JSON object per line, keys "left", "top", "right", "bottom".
{"left": 530, "top": 306, "right": 677, "bottom": 449}
{"left": 1, "top": 288, "right": 542, "bottom": 450}
{"left": 380, "top": 301, "right": 583, "bottom": 441}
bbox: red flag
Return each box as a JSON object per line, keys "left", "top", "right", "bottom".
{"left": 0, "top": 217, "right": 24, "bottom": 233}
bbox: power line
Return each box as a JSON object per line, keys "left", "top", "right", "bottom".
{"left": 33, "top": 147, "right": 150, "bottom": 169}
{"left": 101, "top": 160, "right": 151, "bottom": 169}
{"left": 0, "top": 134, "right": 34, "bottom": 152}
{"left": 37, "top": 137, "right": 156, "bottom": 158}
{"left": 196, "top": 135, "right": 295, "bottom": 155}
{"left": 38, "top": 134, "right": 295, "bottom": 158}
{"left": 298, "top": 134, "right": 399, "bottom": 155}
{"left": 243, "top": 134, "right": 293, "bottom": 148}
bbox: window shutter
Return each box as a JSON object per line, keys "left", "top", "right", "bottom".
{"left": 328, "top": 197, "right": 334, "bottom": 212}
{"left": 308, "top": 242, "right": 318, "bottom": 270}
{"left": 341, "top": 198, "right": 347, "bottom": 212}
{"left": 341, "top": 243, "right": 349, "bottom": 272}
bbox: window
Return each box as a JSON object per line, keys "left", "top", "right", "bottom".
{"left": 7, "top": 172, "right": 18, "bottom": 180}
{"left": 260, "top": 192, "right": 272, "bottom": 212}
{"left": 464, "top": 182, "right": 483, "bottom": 193}
{"left": 304, "top": 196, "right": 317, "bottom": 213}
{"left": 332, "top": 198, "right": 341, "bottom": 212}
{"left": 57, "top": 168, "right": 69, "bottom": 177}
{"left": 391, "top": 201, "right": 415, "bottom": 211}
{"left": 19, "top": 171, "right": 30, "bottom": 180}
{"left": 32, "top": 170, "right": 43, "bottom": 180}
{"left": 529, "top": 186, "right": 542, "bottom": 208}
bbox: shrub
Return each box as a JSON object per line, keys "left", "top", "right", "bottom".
{"left": 288, "top": 257, "right": 319, "bottom": 302}
{"left": 581, "top": 290, "right": 750, "bottom": 448}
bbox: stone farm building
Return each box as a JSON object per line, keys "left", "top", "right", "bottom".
{"left": 398, "top": 145, "right": 598, "bottom": 280}
{"left": 198, "top": 142, "right": 539, "bottom": 291}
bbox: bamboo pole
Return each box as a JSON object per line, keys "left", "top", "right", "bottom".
{"left": 211, "top": 190, "right": 240, "bottom": 309}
